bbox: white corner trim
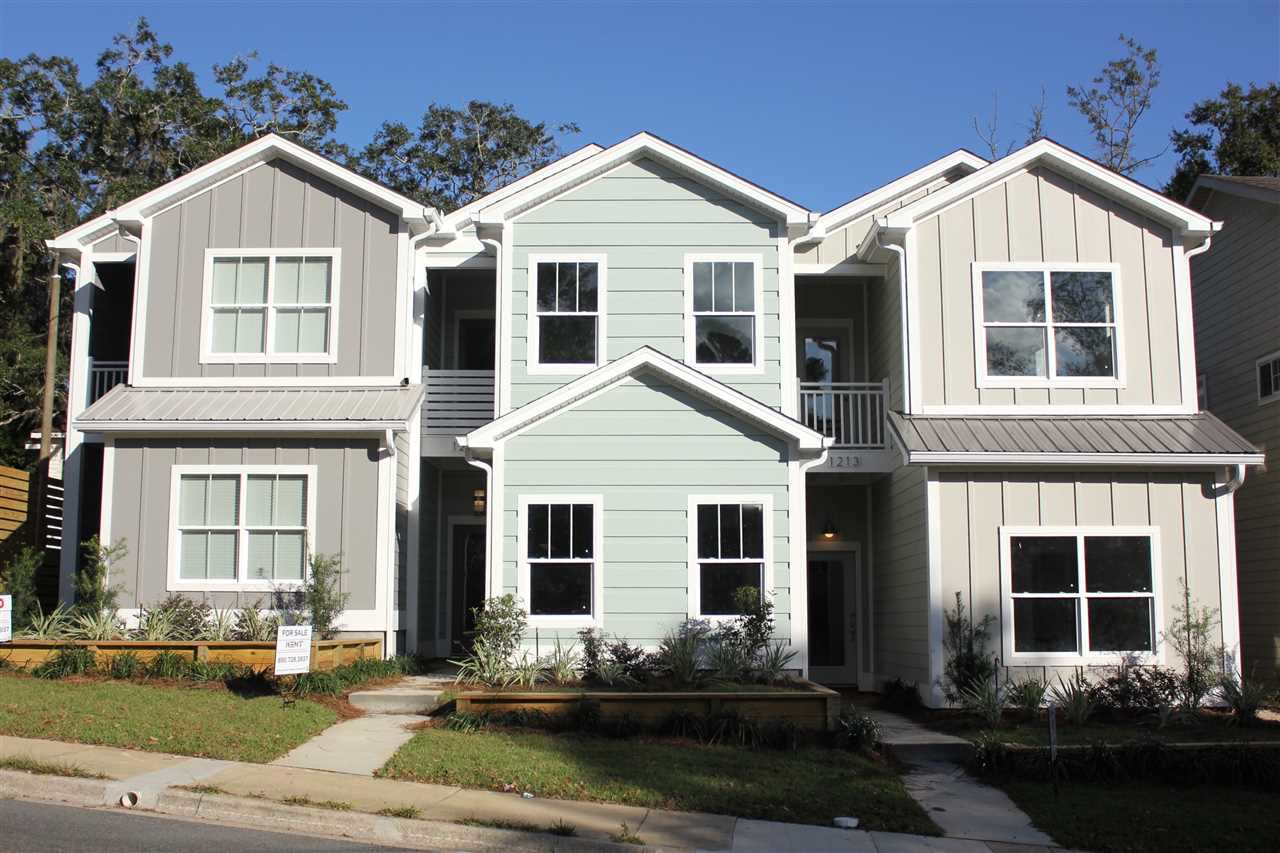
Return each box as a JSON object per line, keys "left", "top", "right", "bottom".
{"left": 524, "top": 253, "right": 608, "bottom": 376}
{"left": 1215, "top": 484, "right": 1242, "bottom": 680}
{"left": 926, "top": 471, "right": 945, "bottom": 707}
{"left": 816, "top": 149, "right": 988, "bottom": 233}
{"left": 515, "top": 494, "right": 605, "bottom": 629}
{"left": 686, "top": 493, "right": 775, "bottom": 622}
{"left": 682, "top": 253, "right": 765, "bottom": 376}
{"left": 997, "top": 524, "right": 1165, "bottom": 667}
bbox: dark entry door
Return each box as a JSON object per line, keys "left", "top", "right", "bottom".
{"left": 450, "top": 524, "right": 487, "bottom": 650}
{"left": 807, "top": 551, "right": 859, "bottom": 684}
{"left": 456, "top": 317, "right": 495, "bottom": 370}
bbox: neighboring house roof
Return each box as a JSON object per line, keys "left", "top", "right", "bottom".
{"left": 873, "top": 138, "right": 1221, "bottom": 241}
{"left": 74, "top": 384, "right": 424, "bottom": 432}
{"left": 813, "top": 149, "right": 987, "bottom": 237}
{"left": 471, "top": 131, "right": 815, "bottom": 229}
{"left": 887, "top": 411, "right": 1264, "bottom": 466}
{"left": 1187, "top": 174, "right": 1280, "bottom": 208}
{"left": 49, "top": 134, "right": 434, "bottom": 251}
{"left": 459, "top": 347, "right": 829, "bottom": 455}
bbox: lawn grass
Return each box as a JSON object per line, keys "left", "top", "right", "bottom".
{"left": 0, "top": 755, "right": 110, "bottom": 779}
{"left": 0, "top": 673, "right": 336, "bottom": 762}
{"left": 379, "top": 727, "right": 937, "bottom": 833}
{"left": 916, "top": 709, "right": 1280, "bottom": 746}
{"left": 996, "top": 779, "right": 1280, "bottom": 853}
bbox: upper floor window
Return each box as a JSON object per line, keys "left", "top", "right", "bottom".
{"left": 685, "top": 255, "right": 763, "bottom": 372}
{"left": 973, "top": 263, "right": 1122, "bottom": 388}
{"left": 201, "top": 250, "right": 339, "bottom": 364}
{"left": 517, "top": 495, "right": 602, "bottom": 625}
{"left": 689, "top": 496, "right": 771, "bottom": 617}
{"left": 528, "top": 255, "right": 605, "bottom": 373}
{"left": 1258, "top": 351, "right": 1280, "bottom": 405}
{"left": 170, "top": 465, "right": 315, "bottom": 592}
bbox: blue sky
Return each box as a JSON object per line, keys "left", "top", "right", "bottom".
{"left": 3, "top": 0, "right": 1277, "bottom": 209}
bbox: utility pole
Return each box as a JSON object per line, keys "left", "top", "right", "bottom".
{"left": 38, "top": 253, "right": 61, "bottom": 462}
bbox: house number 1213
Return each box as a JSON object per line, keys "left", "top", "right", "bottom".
{"left": 828, "top": 453, "right": 862, "bottom": 469}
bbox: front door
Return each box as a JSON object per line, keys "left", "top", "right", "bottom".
{"left": 450, "top": 523, "right": 487, "bottom": 651}
{"left": 807, "top": 550, "right": 860, "bottom": 686}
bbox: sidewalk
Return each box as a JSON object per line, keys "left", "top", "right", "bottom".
{"left": 0, "top": 734, "right": 1066, "bottom": 852}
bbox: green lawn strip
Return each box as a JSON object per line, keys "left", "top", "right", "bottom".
{"left": 915, "top": 711, "right": 1280, "bottom": 746}
{"left": 0, "top": 755, "right": 110, "bottom": 779}
{"left": 0, "top": 674, "right": 336, "bottom": 763}
{"left": 994, "top": 779, "right": 1280, "bottom": 853}
{"left": 379, "top": 727, "right": 937, "bottom": 833}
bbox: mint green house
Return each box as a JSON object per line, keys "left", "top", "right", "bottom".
{"left": 50, "top": 132, "right": 1263, "bottom": 705}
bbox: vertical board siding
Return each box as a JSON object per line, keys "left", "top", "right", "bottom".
{"left": 108, "top": 437, "right": 381, "bottom": 610}
{"left": 509, "top": 158, "right": 783, "bottom": 410}
{"left": 868, "top": 254, "right": 905, "bottom": 411}
{"left": 501, "top": 375, "right": 793, "bottom": 649}
{"left": 1191, "top": 191, "right": 1280, "bottom": 673}
{"left": 915, "top": 165, "right": 1184, "bottom": 408}
{"left": 142, "top": 159, "right": 400, "bottom": 380}
{"left": 936, "top": 470, "right": 1227, "bottom": 685}
{"left": 872, "top": 463, "right": 929, "bottom": 684}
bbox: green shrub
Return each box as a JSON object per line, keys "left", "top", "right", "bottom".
{"left": 541, "top": 639, "right": 580, "bottom": 686}
{"left": 21, "top": 603, "right": 71, "bottom": 640}
{"left": 879, "top": 678, "right": 923, "bottom": 712}
{"left": 578, "top": 628, "right": 652, "bottom": 685}
{"left": 133, "top": 604, "right": 180, "bottom": 641}
{"left": 202, "top": 609, "right": 237, "bottom": 641}
{"left": 1007, "top": 676, "right": 1048, "bottom": 719}
{"left": 303, "top": 553, "right": 350, "bottom": 639}
{"left": 941, "top": 591, "right": 998, "bottom": 704}
{"left": 187, "top": 660, "right": 236, "bottom": 683}
{"left": 233, "top": 601, "right": 278, "bottom": 641}
{"left": 471, "top": 594, "right": 525, "bottom": 661}
{"left": 834, "top": 709, "right": 881, "bottom": 751}
{"left": 705, "top": 637, "right": 753, "bottom": 684}
{"left": 655, "top": 620, "right": 710, "bottom": 687}
{"left": 444, "top": 712, "right": 489, "bottom": 733}
{"left": 960, "top": 679, "right": 1006, "bottom": 728}
{"left": 1050, "top": 670, "right": 1097, "bottom": 725}
{"left": 1164, "top": 583, "right": 1225, "bottom": 710}
{"left": 292, "top": 670, "right": 343, "bottom": 696}
{"left": 1093, "top": 663, "right": 1180, "bottom": 716}
{"left": 0, "top": 546, "right": 42, "bottom": 630}
{"left": 74, "top": 537, "right": 125, "bottom": 616}
{"left": 1219, "top": 672, "right": 1276, "bottom": 725}
{"left": 34, "top": 646, "right": 96, "bottom": 679}
{"left": 70, "top": 608, "right": 124, "bottom": 641}
{"left": 108, "top": 652, "right": 142, "bottom": 679}
{"left": 147, "top": 651, "right": 189, "bottom": 680}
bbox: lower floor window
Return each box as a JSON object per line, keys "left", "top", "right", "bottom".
{"left": 524, "top": 500, "right": 598, "bottom": 618}
{"left": 1007, "top": 529, "right": 1156, "bottom": 656}
{"left": 174, "top": 467, "right": 313, "bottom": 585}
{"left": 694, "top": 500, "right": 766, "bottom": 615}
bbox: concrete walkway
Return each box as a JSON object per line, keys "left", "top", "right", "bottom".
{"left": 271, "top": 714, "right": 422, "bottom": 775}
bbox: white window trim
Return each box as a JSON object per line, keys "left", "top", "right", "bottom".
{"left": 684, "top": 253, "right": 766, "bottom": 375}
{"left": 167, "top": 464, "right": 318, "bottom": 593}
{"left": 687, "top": 494, "right": 774, "bottom": 621}
{"left": 998, "top": 525, "right": 1163, "bottom": 666}
{"left": 1257, "top": 349, "right": 1280, "bottom": 406}
{"left": 525, "top": 254, "right": 607, "bottom": 375}
{"left": 516, "top": 494, "right": 604, "bottom": 628}
{"left": 972, "top": 261, "right": 1126, "bottom": 390}
{"left": 199, "top": 248, "right": 341, "bottom": 365}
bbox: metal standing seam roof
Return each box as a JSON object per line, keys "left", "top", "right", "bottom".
{"left": 75, "top": 385, "right": 425, "bottom": 429}
{"left": 886, "top": 411, "right": 1263, "bottom": 462}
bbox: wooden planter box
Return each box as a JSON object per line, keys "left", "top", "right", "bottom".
{"left": 0, "top": 637, "right": 382, "bottom": 672}
{"left": 456, "top": 681, "right": 842, "bottom": 731}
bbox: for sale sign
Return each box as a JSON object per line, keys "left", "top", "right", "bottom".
{"left": 274, "top": 625, "right": 312, "bottom": 675}
{"left": 0, "top": 594, "right": 11, "bottom": 643}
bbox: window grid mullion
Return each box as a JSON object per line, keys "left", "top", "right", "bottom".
{"left": 1042, "top": 271, "right": 1058, "bottom": 379}
{"left": 1076, "top": 534, "right": 1090, "bottom": 654}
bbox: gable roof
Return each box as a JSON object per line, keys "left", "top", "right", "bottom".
{"left": 813, "top": 149, "right": 987, "bottom": 238}
{"left": 441, "top": 142, "right": 606, "bottom": 232}
{"left": 458, "top": 347, "right": 829, "bottom": 455}
{"left": 50, "top": 134, "right": 433, "bottom": 251}
{"left": 471, "top": 132, "right": 815, "bottom": 230}
{"left": 1187, "top": 174, "right": 1280, "bottom": 209}
{"left": 878, "top": 138, "right": 1220, "bottom": 238}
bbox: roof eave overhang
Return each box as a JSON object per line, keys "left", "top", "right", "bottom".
{"left": 73, "top": 420, "right": 408, "bottom": 434}
{"left": 816, "top": 150, "right": 989, "bottom": 236}
{"left": 907, "top": 451, "right": 1266, "bottom": 468}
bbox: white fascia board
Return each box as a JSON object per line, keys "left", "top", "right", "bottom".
{"left": 906, "top": 451, "right": 1266, "bottom": 467}
{"left": 473, "top": 132, "right": 813, "bottom": 227}
{"left": 442, "top": 143, "right": 606, "bottom": 230}
{"left": 71, "top": 420, "right": 408, "bottom": 434}
{"left": 882, "top": 139, "right": 1219, "bottom": 236}
{"left": 814, "top": 149, "right": 988, "bottom": 235}
{"left": 458, "top": 347, "right": 829, "bottom": 453}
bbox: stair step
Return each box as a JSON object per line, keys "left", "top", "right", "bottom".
{"left": 348, "top": 688, "right": 446, "bottom": 714}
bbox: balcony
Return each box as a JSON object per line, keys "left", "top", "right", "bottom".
{"left": 799, "top": 382, "right": 895, "bottom": 472}
{"left": 422, "top": 369, "right": 495, "bottom": 453}
{"left": 88, "top": 359, "right": 128, "bottom": 404}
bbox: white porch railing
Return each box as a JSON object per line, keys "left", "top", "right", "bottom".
{"left": 88, "top": 359, "right": 129, "bottom": 403}
{"left": 799, "top": 382, "right": 886, "bottom": 448}
{"left": 422, "top": 369, "right": 496, "bottom": 434}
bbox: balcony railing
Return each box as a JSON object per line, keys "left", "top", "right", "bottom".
{"left": 799, "top": 382, "right": 886, "bottom": 449}
{"left": 422, "top": 369, "right": 496, "bottom": 434}
{"left": 88, "top": 359, "right": 129, "bottom": 404}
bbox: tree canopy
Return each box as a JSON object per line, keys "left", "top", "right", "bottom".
{"left": 1164, "top": 82, "right": 1280, "bottom": 200}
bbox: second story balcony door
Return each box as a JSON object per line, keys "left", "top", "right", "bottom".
{"left": 798, "top": 322, "right": 886, "bottom": 450}
{"left": 455, "top": 313, "right": 495, "bottom": 371}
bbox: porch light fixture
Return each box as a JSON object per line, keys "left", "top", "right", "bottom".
{"left": 822, "top": 519, "right": 838, "bottom": 540}
{"left": 473, "top": 488, "right": 486, "bottom": 514}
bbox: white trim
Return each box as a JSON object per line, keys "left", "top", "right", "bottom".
{"left": 882, "top": 139, "right": 1219, "bottom": 236}
{"left": 794, "top": 262, "right": 887, "bottom": 277}
{"left": 451, "top": 309, "right": 496, "bottom": 370}
{"left": 905, "top": 228, "right": 923, "bottom": 413}
{"left": 1215, "top": 484, "right": 1242, "bottom": 680}
{"left": 515, "top": 494, "right": 604, "bottom": 629}
{"left": 91, "top": 251, "right": 136, "bottom": 263}
{"left": 524, "top": 253, "right": 608, "bottom": 375}
{"left": 405, "top": 407, "right": 422, "bottom": 653}
{"left": 443, "top": 143, "right": 606, "bottom": 230}
{"left": 165, "top": 464, "right": 318, "bottom": 593}
{"left": 73, "top": 421, "right": 410, "bottom": 434}
{"left": 971, "top": 261, "right": 1126, "bottom": 390}
{"left": 445, "top": 514, "right": 486, "bottom": 650}
{"left": 394, "top": 225, "right": 410, "bottom": 380}
{"left": 816, "top": 149, "right": 988, "bottom": 234}
{"left": 919, "top": 404, "right": 1201, "bottom": 416}
{"left": 1170, "top": 242, "right": 1198, "bottom": 409}
{"left": 683, "top": 253, "right": 765, "bottom": 375}
{"left": 686, "top": 494, "right": 775, "bottom": 623}
{"left": 997, "top": 524, "right": 1164, "bottom": 667}
{"left": 905, "top": 451, "right": 1265, "bottom": 467}
{"left": 99, "top": 437, "right": 116, "bottom": 555}
{"left": 796, "top": 318, "right": 857, "bottom": 383}
{"left": 804, "top": 542, "right": 862, "bottom": 685}
{"left": 198, "top": 248, "right": 341, "bottom": 365}
{"left": 490, "top": 443, "right": 506, "bottom": 599}
{"left": 129, "top": 376, "right": 405, "bottom": 388}
{"left": 130, "top": 225, "right": 151, "bottom": 384}
{"left": 926, "top": 471, "right": 944, "bottom": 707}
{"left": 60, "top": 248, "right": 95, "bottom": 603}
{"left": 1256, "top": 349, "right": 1280, "bottom": 406}
{"left": 460, "top": 347, "right": 828, "bottom": 454}
{"left": 499, "top": 224, "right": 514, "bottom": 415}
{"left": 779, "top": 235, "right": 798, "bottom": 419}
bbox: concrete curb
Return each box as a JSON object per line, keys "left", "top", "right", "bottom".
{"left": 0, "top": 770, "right": 671, "bottom": 852}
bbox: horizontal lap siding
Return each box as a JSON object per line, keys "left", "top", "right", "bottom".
{"left": 936, "top": 470, "right": 1227, "bottom": 685}
{"left": 142, "top": 159, "right": 400, "bottom": 380}
{"left": 916, "top": 165, "right": 1184, "bottom": 407}
{"left": 510, "top": 158, "right": 783, "bottom": 410}
{"left": 107, "top": 437, "right": 381, "bottom": 610}
{"left": 502, "top": 376, "right": 793, "bottom": 649}
{"left": 1192, "top": 192, "right": 1280, "bottom": 673}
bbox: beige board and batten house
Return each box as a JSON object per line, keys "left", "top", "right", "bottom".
{"left": 49, "top": 132, "right": 1263, "bottom": 703}
{"left": 1187, "top": 175, "right": 1280, "bottom": 676}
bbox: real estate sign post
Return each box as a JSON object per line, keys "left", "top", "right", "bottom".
{"left": 0, "top": 595, "right": 11, "bottom": 643}
{"left": 274, "top": 625, "right": 312, "bottom": 675}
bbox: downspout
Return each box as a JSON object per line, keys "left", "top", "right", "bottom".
{"left": 479, "top": 236, "right": 503, "bottom": 414}
{"left": 1222, "top": 463, "right": 1247, "bottom": 494}
{"left": 875, "top": 227, "right": 912, "bottom": 414}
